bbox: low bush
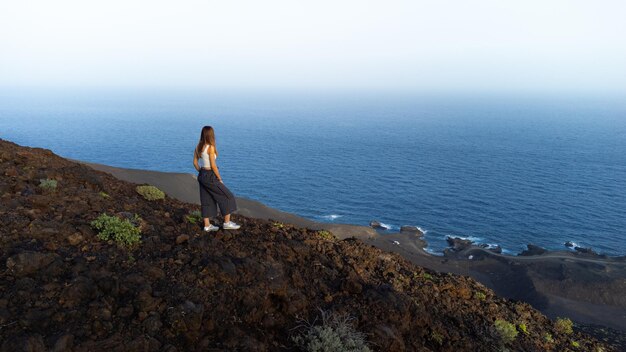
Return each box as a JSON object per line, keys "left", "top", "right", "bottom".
{"left": 518, "top": 323, "right": 529, "bottom": 335}
{"left": 317, "top": 230, "right": 335, "bottom": 240}
{"left": 136, "top": 185, "right": 165, "bottom": 200}
{"left": 185, "top": 210, "right": 202, "bottom": 224}
{"left": 494, "top": 319, "right": 518, "bottom": 344}
{"left": 430, "top": 331, "right": 443, "bottom": 345}
{"left": 292, "top": 310, "right": 371, "bottom": 352}
{"left": 99, "top": 191, "right": 110, "bottom": 198}
{"left": 39, "top": 178, "right": 57, "bottom": 191}
{"left": 90, "top": 213, "right": 142, "bottom": 247}
{"left": 543, "top": 333, "right": 554, "bottom": 343}
{"left": 555, "top": 317, "right": 574, "bottom": 335}
{"left": 474, "top": 291, "right": 487, "bottom": 301}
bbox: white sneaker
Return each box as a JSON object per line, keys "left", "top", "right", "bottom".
{"left": 203, "top": 224, "right": 219, "bottom": 232}
{"left": 222, "top": 221, "right": 241, "bottom": 230}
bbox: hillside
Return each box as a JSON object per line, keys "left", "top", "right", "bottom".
{"left": 0, "top": 139, "right": 612, "bottom": 351}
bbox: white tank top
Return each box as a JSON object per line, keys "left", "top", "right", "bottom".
{"left": 199, "top": 144, "right": 216, "bottom": 168}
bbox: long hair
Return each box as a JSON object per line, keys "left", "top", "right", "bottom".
{"left": 195, "top": 126, "right": 218, "bottom": 157}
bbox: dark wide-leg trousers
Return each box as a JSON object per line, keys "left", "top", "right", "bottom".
{"left": 197, "top": 168, "right": 238, "bottom": 218}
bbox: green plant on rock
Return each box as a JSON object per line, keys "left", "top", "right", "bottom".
{"left": 273, "top": 221, "right": 285, "bottom": 228}
{"left": 422, "top": 272, "right": 433, "bottom": 281}
{"left": 543, "top": 333, "right": 553, "bottom": 343}
{"left": 39, "top": 178, "right": 57, "bottom": 191}
{"left": 292, "top": 310, "right": 371, "bottom": 352}
{"left": 185, "top": 210, "right": 202, "bottom": 224}
{"left": 317, "top": 230, "right": 335, "bottom": 240}
{"left": 571, "top": 341, "right": 580, "bottom": 348}
{"left": 90, "top": 213, "right": 142, "bottom": 247}
{"left": 136, "top": 185, "right": 165, "bottom": 200}
{"left": 555, "top": 317, "right": 574, "bottom": 335}
{"left": 430, "top": 331, "right": 443, "bottom": 345}
{"left": 99, "top": 191, "right": 110, "bottom": 198}
{"left": 474, "top": 291, "right": 487, "bottom": 301}
{"left": 517, "top": 323, "right": 529, "bottom": 335}
{"left": 494, "top": 319, "right": 518, "bottom": 344}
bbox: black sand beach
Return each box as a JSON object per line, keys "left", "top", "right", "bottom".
{"left": 80, "top": 160, "right": 626, "bottom": 340}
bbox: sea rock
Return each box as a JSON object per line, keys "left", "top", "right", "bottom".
{"left": 6, "top": 251, "right": 58, "bottom": 277}
{"left": 399, "top": 225, "right": 424, "bottom": 237}
{"left": 488, "top": 245, "right": 502, "bottom": 254}
{"left": 575, "top": 246, "right": 598, "bottom": 255}
{"left": 446, "top": 237, "right": 473, "bottom": 251}
{"left": 564, "top": 241, "right": 575, "bottom": 248}
{"left": 519, "top": 244, "right": 547, "bottom": 256}
{"left": 370, "top": 220, "right": 384, "bottom": 229}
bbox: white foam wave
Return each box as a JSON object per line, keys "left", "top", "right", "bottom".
{"left": 321, "top": 214, "right": 342, "bottom": 220}
{"left": 444, "top": 235, "right": 483, "bottom": 242}
{"left": 379, "top": 222, "right": 395, "bottom": 230}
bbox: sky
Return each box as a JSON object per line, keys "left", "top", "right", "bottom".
{"left": 1, "top": 0, "right": 625, "bottom": 94}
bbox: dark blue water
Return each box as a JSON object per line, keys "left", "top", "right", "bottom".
{"left": 2, "top": 88, "right": 625, "bottom": 255}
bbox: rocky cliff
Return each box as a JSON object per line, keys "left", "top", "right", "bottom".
{"left": 0, "top": 139, "right": 612, "bottom": 351}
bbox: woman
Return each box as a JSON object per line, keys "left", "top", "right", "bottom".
{"left": 193, "top": 125, "right": 241, "bottom": 231}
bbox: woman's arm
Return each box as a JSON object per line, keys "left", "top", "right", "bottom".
{"left": 209, "top": 145, "right": 223, "bottom": 182}
{"left": 192, "top": 150, "right": 200, "bottom": 172}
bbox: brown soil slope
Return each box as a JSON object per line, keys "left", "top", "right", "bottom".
{"left": 0, "top": 139, "right": 612, "bottom": 351}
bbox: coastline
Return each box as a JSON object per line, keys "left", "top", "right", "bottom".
{"left": 78, "top": 159, "right": 626, "bottom": 334}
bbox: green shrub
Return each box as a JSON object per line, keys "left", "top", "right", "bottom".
{"left": 494, "top": 319, "right": 518, "bottom": 344}
{"left": 571, "top": 341, "right": 580, "bottom": 348}
{"left": 474, "top": 292, "right": 487, "bottom": 301}
{"left": 90, "top": 213, "right": 142, "bottom": 247}
{"left": 543, "top": 333, "right": 554, "bottom": 343}
{"left": 555, "top": 317, "right": 574, "bottom": 335}
{"left": 273, "top": 221, "right": 285, "bottom": 228}
{"left": 430, "top": 331, "right": 443, "bottom": 345}
{"left": 292, "top": 310, "right": 371, "bottom": 352}
{"left": 518, "top": 323, "right": 528, "bottom": 335}
{"left": 317, "top": 230, "right": 335, "bottom": 240}
{"left": 185, "top": 210, "right": 202, "bottom": 224}
{"left": 136, "top": 185, "right": 165, "bottom": 200}
{"left": 99, "top": 191, "right": 110, "bottom": 198}
{"left": 39, "top": 178, "right": 57, "bottom": 191}
{"left": 422, "top": 272, "right": 433, "bottom": 281}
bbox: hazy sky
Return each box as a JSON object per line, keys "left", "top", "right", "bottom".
{"left": 1, "top": 0, "right": 625, "bottom": 93}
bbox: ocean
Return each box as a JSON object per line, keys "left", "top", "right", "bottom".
{"left": 2, "top": 88, "right": 625, "bottom": 255}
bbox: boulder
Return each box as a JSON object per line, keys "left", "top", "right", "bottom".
{"left": 176, "top": 234, "right": 190, "bottom": 244}
{"left": 67, "top": 232, "right": 84, "bottom": 246}
{"left": 519, "top": 244, "right": 547, "bottom": 256}
{"left": 6, "top": 251, "right": 58, "bottom": 277}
